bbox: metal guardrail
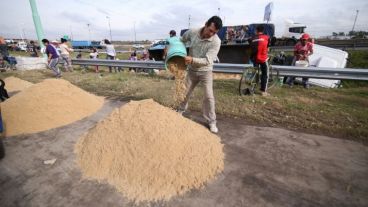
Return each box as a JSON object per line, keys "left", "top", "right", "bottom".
{"left": 71, "top": 59, "right": 368, "bottom": 81}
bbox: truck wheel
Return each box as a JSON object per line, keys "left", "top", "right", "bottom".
{"left": 0, "top": 139, "right": 5, "bottom": 159}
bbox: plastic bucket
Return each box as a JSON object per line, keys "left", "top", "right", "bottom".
{"left": 295, "top": 60, "right": 309, "bottom": 67}
{"left": 165, "top": 38, "right": 187, "bottom": 70}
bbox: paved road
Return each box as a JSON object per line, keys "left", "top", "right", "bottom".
{"left": 0, "top": 100, "right": 367, "bottom": 207}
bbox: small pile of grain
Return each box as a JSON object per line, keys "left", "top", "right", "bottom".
{"left": 4, "top": 76, "right": 33, "bottom": 92}
{"left": 167, "top": 57, "right": 187, "bottom": 105}
{"left": 75, "top": 99, "right": 224, "bottom": 202}
{"left": 1, "top": 79, "right": 104, "bottom": 136}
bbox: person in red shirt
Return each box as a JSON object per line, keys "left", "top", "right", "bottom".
{"left": 287, "top": 33, "right": 314, "bottom": 88}
{"left": 249, "top": 25, "right": 270, "bottom": 96}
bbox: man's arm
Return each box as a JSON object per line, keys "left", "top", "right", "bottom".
{"left": 186, "top": 39, "right": 221, "bottom": 67}
{"left": 308, "top": 44, "right": 314, "bottom": 56}
{"left": 180, "top": 30, "right": 191, "bottom": 44}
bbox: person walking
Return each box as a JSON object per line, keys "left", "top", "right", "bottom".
{"left": 28, "top": 40, "right": 39, "bottom": 57}
{"left": 287, "top": 33, "right": 314, "bottom": 88}
{"left": 59, "top": 38, "right": 74, "bottom": 72}
{"left": 42, "top": 39, "right": 61, "bottom": 78}
{"left": 104, "top": 39, "right": 116, "bottom": 73}
{"left": 178, "top": 16, "right": 222, "bottom": 134}
{"left": 249, "top": 25, "right": 270, "bottom": 96}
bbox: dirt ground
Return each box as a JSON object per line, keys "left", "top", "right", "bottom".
{"left": 0, "top": 100, "right": 367, "bottom": 207}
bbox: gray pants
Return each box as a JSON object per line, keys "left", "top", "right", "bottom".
{"left": 179, "top": 70, "right": 216, "bottom": 125}
{"left": 106, "top": 55, "right": 116, "bottom": 72}
{"left": 49, "top": 58, "right": 61, "bottom": 77}
{"left": 61, "top": 54, "right": 73, "bottom": 71}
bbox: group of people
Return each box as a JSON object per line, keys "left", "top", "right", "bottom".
{"left": 2, "top": 16, "right": 313, "bottom": 134}
{"left": 164, "top": 16, "right": 314, "bottom": 134}
{"left": 41, "top": 38, "right": 74, "bottom": 78}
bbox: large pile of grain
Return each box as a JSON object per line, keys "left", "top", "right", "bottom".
{"left": 167, "top": 57, "right": 187, "bottom": 105}
{"left": 1, "top": 79, "right": 104, "bottom": 136}
{"left": 75, "top": 99, "right": 224, "bottom": 202}
{"left": 4, "top": 76, "right": 33, "bottom": 92}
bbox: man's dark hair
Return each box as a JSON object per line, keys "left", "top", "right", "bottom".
{"left": 256, "top": 25, "right": 264, "bottom": 33}
{"left": 30, "top": 40, "right": 34, "bottom": 44}
{"left": 104, "top": 39, "right": 111, "bottom": 44}
{"left": 41, "top": 39, "right": 49, "bottom": 44}
{"left": 61, "top": 38, "right": 67, "bottom": 43}
{"left": 169, "top": 30, "right": 176, "bottom": 37}
{"left": 205, "top": 16, "right": 223, "bottom": 30}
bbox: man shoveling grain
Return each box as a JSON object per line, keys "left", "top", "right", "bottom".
{"left": 178, "top": 16, "right": 222, "bottom": 134}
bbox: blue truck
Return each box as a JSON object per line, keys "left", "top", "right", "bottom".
{"left": 71, "top": 40, "right": 103, "bottom": 49}
{"left": 149, "top": 23, "right": 278, "bottom": 64}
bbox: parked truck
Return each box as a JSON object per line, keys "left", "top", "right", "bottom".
{"left": 149, "top": 21, "right": 307, "bottom": 63}
{"left": 71, "top": 40, "right": 104, "bottom": 49}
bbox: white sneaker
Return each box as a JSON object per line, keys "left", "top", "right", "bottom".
{"left": 209, "top": 123, "right": 218, "bottom": 134}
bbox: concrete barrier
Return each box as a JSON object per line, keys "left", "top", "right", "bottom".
{"left": 15, "top": 56, "right": 47, "bottom": 70}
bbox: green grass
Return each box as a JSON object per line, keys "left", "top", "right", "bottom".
{"left": 1, "top": 68, "right": 367, "bottom": 144}
{"left": 4, "top": 49, "right": 368, "bottom": 144}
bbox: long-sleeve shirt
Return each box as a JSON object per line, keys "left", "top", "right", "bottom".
{"left": 59, "top": 43, "right": 73, "bottom": 55}
{"left": 45, "top": 44, "right": 59, "bottom": 59}
{"left": 105, "top": 44, "right": 116, "bottom": 57}
{"left": 181, "top": 28, "right": 221, "bottom": 71}
{"left": 294, "top": 41, "right": 313, "bottom": 61}
{"left": 249, "top": 33, "right": 269, "bottom": 64}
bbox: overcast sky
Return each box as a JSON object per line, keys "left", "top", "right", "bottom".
{"left": 0, "top": 0, "right": 367, "bottom": 41}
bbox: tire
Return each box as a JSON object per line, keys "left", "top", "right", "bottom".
{"left": 239, "top": 67, "right": 258, "bottom": 95}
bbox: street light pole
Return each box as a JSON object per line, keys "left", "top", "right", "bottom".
{"left": 70, "top": 25, "right": 74, "bottom": 41}
{"left": 188, "top": 15, "right": 191, "bottom": 28}
{"left": 351, "top": 10, "right": 359, "bottom": 34}
{"left": 87, "top": 23, "right": 91, "bottom": 42}
{"left": 106, "top": 16, "right": 112, "bottom": 42}
{"left": 134, "top": 21, "right": 136, "bottom": 42}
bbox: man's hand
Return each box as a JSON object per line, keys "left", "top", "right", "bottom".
{"left": 184, "top": 56, "right": 193, "bottom": 65}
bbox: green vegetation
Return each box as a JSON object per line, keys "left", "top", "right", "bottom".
{"left": 3, "top": 50, "right": 368, "bottom": 144}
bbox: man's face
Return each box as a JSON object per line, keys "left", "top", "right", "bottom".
{"left": 202, "top": 22, "right": 219, "bottom": 39}
{"left": 301, "top": 39, "right": 307, "bottom": 46}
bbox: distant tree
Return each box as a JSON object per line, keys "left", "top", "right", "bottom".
{"left": 338, "top": 32, "right": 345, "bottom": 36}
{"left": 349, "top": 30, "right": 368, "bottom": 38}
{"left": 332, "top": 32, "right": 338, "bottom": 36}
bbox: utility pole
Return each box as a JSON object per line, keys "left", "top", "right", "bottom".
{"left": 351, "top": 10, "right": 359, "bottom": 34}
{"left": 29, "top": 0, "right": 46, "bottom": 57}
{"left": 134, "top": 21, "right": 136, "bottom": 42}
{"left": 70, "top": 25, "right": 73, "bottom": 41}
{"left": 188, "top": 15, "right": 191, "bottom": 28}
{"left": 87, "top": 23, "right": 91, "bottom": 42}
{"left": 218, "top": 8, "right": 220, "bottom": 16}
{"left": 106, "top": 16, "right": 112, "bottom": 42}
{"left": 22, "top": 28, "right": 27, "bottom": 42}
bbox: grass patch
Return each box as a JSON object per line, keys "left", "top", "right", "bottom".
{"left": 1, "top": 68, "right": 367, "bottom": 144}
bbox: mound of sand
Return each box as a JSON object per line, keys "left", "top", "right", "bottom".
{"left": 1, "top": 79, "right": 104, "bottom": 136}
{"left": 4, "top": 76, "right": 33, "bottom": 92}
{"left": 75, "top": 99, "right": 224, "bottom": 202}
{"left": 167, "top": 57, "right": 187, "bottom": 105}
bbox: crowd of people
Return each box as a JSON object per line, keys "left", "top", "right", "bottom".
{"left": 1, "top": 20, "right": 314, "bottom": 133}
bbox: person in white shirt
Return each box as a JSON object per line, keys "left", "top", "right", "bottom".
{"left": 59, "top": 38, "right": 74, "bottom": 72}
{"left": 104, "top": 39, "right": 117, "bottom": 73}
{"left": 89, "top": 47, "right": 99, "bottom": 73}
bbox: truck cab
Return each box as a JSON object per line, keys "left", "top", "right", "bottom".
{"left": 283, "top": 21, "right": 306, "bottom": 39}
